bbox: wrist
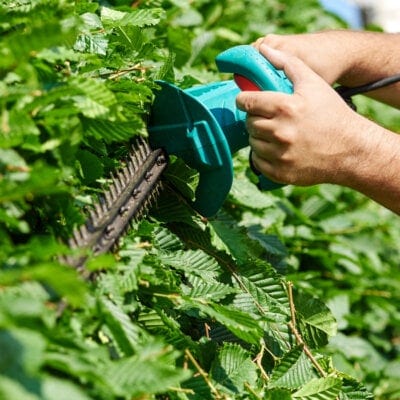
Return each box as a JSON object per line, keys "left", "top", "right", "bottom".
{"left": 332, "top": 115, "right": 400, "bottom": 203}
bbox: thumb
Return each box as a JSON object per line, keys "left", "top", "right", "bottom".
{"left": 259, "top": 43, "right": 321, "bottom": 89}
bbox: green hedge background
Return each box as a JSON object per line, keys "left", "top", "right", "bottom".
{"left": 1, "top": 0, "right": 399, "bottom": 399}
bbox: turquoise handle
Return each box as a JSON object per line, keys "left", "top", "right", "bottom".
{"left": 216, "top": 45, "right": 293, "bottom": 190}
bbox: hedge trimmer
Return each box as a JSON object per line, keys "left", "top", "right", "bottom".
{"left": 65, "top": 45, "right": 400, "bottom": 270}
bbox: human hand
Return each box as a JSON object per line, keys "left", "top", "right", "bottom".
{"left": 236, "top": 44, "right": 374, "bottom": 187}
{"left": 253, "top": 31, "right": 354, "bottom": 85}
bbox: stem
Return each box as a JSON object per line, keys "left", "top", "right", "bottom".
{"left": 253, "top": 342, "right": 270, "bottom": 381}
{"left": 184, "top": 349, "right": 224, "bottom": 399}
{"left": 287, "top": 282, "right": 327, "bottom": 378}
{"left": 244, "top": 382, "right": 263, "bottom": 399}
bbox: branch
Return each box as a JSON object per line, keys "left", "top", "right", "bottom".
{"left": 184, "top": 349, "right": 225, "bottom": 399}
{"left": 287, "top": 282, "right": 327, "bottom": 378}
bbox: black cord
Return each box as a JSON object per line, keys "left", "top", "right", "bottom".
{"left": 336, "top": 73, "right": 400, "bottom": 98}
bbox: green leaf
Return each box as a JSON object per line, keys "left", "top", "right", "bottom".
{"left": 101, "top": 6, "right": 164, "bottom": 27}
{"left": 270, "top": 346, "right": 314, "bottom": 390}
{"left": 104, "top": 341, "right": 190, "bottom": 397}
{"left": 211, "top": 343, "right": 258, "bottom": 394}
{"left": 164, "top": 156, "right": 200, "bottom": 202}
{"left": 295, "top": 291, "right": 337, "bottom": 349}
{"left": 229, "top": 177, "right": 275, "bottom": 210}
{"left": 76, "top": 149, "right": 104, "bottom": 184}
{"left": 265, "top": 388, "right": 293, "bottom": 400}
{"left": 99, "top": 297, "right": 142, "bottom": 356}
{"left": 42, "top": 377, "right": 92, "bottom": 400}
{"left": 293, "top": 377, "right": 342, "bottom": 400}
{"left": 0, "top": 375, "right": 39, "bottom": 400}
{"left": 160, "top": 249, "right": 222, "bottom": 282}
{"left": 185, "top": 277, "right": 236, "bottom": 302}
{"left": 81, "top": 116, "right": 143, "bottom": 143}
{"left": 194, "top": 302, "right": 263, "bottom": 345}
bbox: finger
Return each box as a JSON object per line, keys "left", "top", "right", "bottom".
{"left": 236, "top": 90, "right": 291, "bottom": 117}
{"left": 246, "top": 115, "right": 275, "bottom": 141}
{"left": 251, "top": 151, "right": 280, "bottom": 182}
{"left": 252, "top": 37, "right": 264, "bottom": 50}
{"left": 249, "top": 136, "right": 277, "bottom": 157}
{"left": 258, "top": 43, "right": 322, "bottom": 89}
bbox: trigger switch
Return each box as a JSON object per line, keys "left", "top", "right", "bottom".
{"left": 234, "top": 74, "right": 261, "bottom": 91}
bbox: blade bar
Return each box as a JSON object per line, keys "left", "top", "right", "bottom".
{"left": 64, "top": 139, "right": 168, "bottom": 271}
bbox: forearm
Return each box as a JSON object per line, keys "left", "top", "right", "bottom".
{"left": 333, "top": 30, "right": 400, "bottom": 108}
{"left": 258, "top": 30, "right": 400, "bottom": 108}
{"left": 332, "top": 115, "right": 400, "bottom": 214}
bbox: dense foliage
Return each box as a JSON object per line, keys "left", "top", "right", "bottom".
{"left": 1, "top": 0, "right": 399, "bottom": 399}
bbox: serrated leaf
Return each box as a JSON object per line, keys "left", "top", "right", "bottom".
{"left": 164, "top": 156, "right": 199, "bottom": 202}
{"left": 270, "top": 346, "right": 314, "bottom": 390}
{"left": 210, "top": 212, "right": 264, "bottom": 261}
{"left": 295, "top": 292, "right": 337, "bottom": 349}
{"left": 229, "top": 177, "right": 275, "bottom": 210}
{"left": 101, "top": 6, "right": 164, "bottom": 27}
{"left": 185, "top": 276, "right": 235, "bottom": 301}
{"left": 293, "top": 377, "right": 342, "bottom": 399}
{"left": 99, "top": 297, "right": 141, "bottom": 356}
{"left": 70, "top": 76, "right": 117, "bottom": 109}
{"left": 234, "top": 260, "right": 290, "bottom": 314}
{"left": 194, "top": 302, "right": 263, "bottom": 345}
{"left": 81, "top": 116, "right": 143, "bottom": 143}
{"left": 211, "top": 343, "right": 257, "bottom": 394}
{"left": 160, "top": 249, "right": 222, "bottom": 282}
{"left": 152, "top": 225, "right": 184, "bottom": 252}
{"left": 104, "top": 341, "right": 190, "bottom": 397}
{"left": 74, "top": 33, "right": 109, "bottom": 55}
{"left": 339, "top": 378, "right": 374, "bottom": 400}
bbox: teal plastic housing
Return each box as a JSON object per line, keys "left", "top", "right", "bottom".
{"left": 148, "top": 45, "right": 293, "bottom": 217}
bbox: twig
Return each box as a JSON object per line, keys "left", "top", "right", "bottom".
{"left": 184, "top": 349, "right": 224, "bottom": 399}
{"left": 253, "top": 342, "right": 270, "bottom": 381}
{"left": 286, "top": 282, "right": 327, "bottom": 378}
{"left": 244, "top": 382, "right": 263, "bottom": 399}
{"left": 98, "top": 64, "right": 147, "bottom": 80}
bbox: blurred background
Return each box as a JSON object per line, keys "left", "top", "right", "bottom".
{"left": 320, "top": 0, "right": 400, "bottom": 31}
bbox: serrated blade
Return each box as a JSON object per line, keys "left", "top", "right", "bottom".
{"left": 63, "top": 137, "right": 167, "bottom": 272}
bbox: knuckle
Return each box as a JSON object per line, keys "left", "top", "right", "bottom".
{"left": 238, "top": 94, "right": 257, "bottom": 113}
{"left": 282, "top": 98, "right": 302, "bottom": 117}
{"left": 263, "top": 34, "right": 281, "bottom": 48}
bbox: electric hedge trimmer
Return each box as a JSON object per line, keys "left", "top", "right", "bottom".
{"left": 65, "top": 45, "right": 400, "bottom": 270}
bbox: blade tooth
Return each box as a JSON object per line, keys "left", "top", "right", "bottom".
{"left": 85, "top": 212, "right": 95, "bottom": 232}
{"left": 89, "top": 208, "right": 98, "bottom": 225}
{"left": 79, "top": 224, "right": 89, "bottom": 241}
{"left": 94, "top": 202, "right": 103, "bottom": 219}
{"left": 109, "top": 178, "right": 119, "bottom": 199}
{"left": 109, "top": 172, "right": 119, "bottom": 195}
{"left": 139, "top": 140, "right": 150, "bottom": 160}
{"left": 117, "top": 169, "right": 127, "bottom": 187}
{"left": 141, "top": 137, "right": 151, "bottom": 153}
{"left": 104, "top": 189, "right": 113, "bottom": 208}
{"left": 127, "top": 158, "right": 136, "bottom": 176}
{"left": 122, "top": 164, "right": 131, "bottom": 181}
{"left": 99, "top": 196, "right": 108, "bottom": 213}
{"left": 68, "top": 233, "right": 80, "bottom": 249}
{"left": 133, "top": 140, "right": 145, "bottom": 163}
{"left": 129, "top": 147, "right": 140, "bottom": 170}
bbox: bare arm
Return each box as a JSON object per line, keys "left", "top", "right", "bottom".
{"left": 254, "top": 30, "right": 400, "bottom": 108}
{"left": 236, "top": 45, "right": 400, "bottom": 214}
